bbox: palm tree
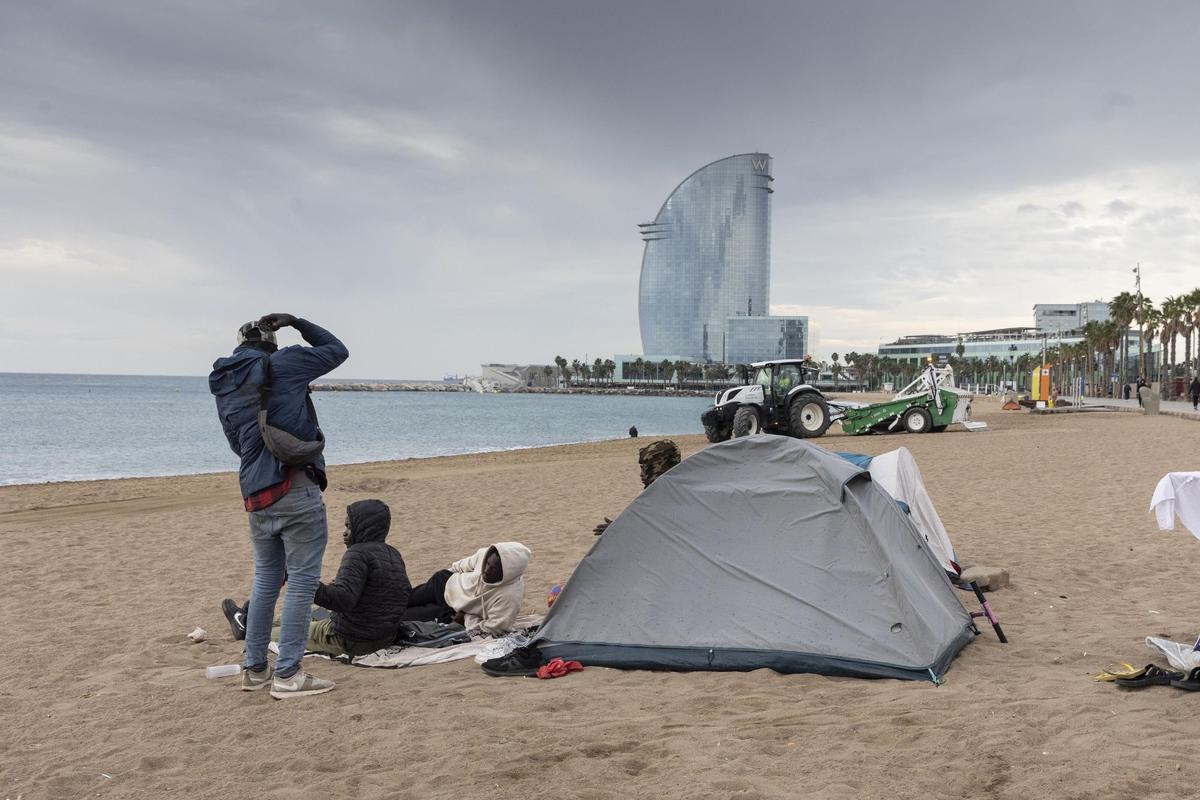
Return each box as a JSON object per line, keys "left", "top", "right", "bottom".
{"left": 1100, "top": 319, "right": 1122, "bottom": 396}
{"left": 554, "top": 355, "right": 567, "bottom": 386}
{"left": 1188, "top": 288, "right": 1200, "bottom": 378}
{"left": 1161, "top": 296, "right": 1183, "bottom": 397}
{"left": 542, "top": 365, "right": 554, "bottom": 387}
{"left": 1144, "top": 306, "right": 1163, "bottom": 388}
{"left": 1109, "top": 291, "right": 1137, "bottom": 386}
{"left": 831, "top": 352, "right": 840, "bottom": 388}
{"left": 1133, "top": 295, "right": 1155, "bottom": 381}
{"left": 1082, "top": 321, "right": 1102, "bottom": 396}
{"left": 672, "top": 360, "right": 690, "bottom": 386}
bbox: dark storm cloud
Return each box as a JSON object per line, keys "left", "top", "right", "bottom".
{"left": 3, "top": 1, "right": 1200, "bottom": 374}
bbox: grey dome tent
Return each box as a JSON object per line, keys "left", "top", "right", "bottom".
{"left": 535, "top": 436, "right": 974, "bottom": 682}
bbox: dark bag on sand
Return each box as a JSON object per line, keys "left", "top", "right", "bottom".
{"left": 394, "top": 621, "right": 471, "bottom": 649}
{"left": 258, "top": 356, "right": 325, "bottom": 467}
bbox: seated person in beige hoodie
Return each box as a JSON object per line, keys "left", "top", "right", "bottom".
{"left": 402, "top": 542, "right": 531, "bottom": 636}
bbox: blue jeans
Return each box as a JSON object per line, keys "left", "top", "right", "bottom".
{"left": 244, "top": 485, "right": 327, "bottom": 678}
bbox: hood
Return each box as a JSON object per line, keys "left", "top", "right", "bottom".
{"left": 346, "top": 499, "right": 390, "bottom": 544}
{"left": 486, "top": 542, "right": 530, "bottom": 585}
{"left": 209, "top": 346, "right": 267, "bottom": 396}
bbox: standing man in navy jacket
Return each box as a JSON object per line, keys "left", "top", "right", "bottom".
{"left": 209, "top": 314, "right": 348, "bottom": 699}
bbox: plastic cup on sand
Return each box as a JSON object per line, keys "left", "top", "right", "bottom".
{"left": 206, "top": 664, "right": 242, "bottom": 679}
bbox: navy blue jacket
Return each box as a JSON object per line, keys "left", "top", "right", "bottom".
{"left": 209, "top": 319, "right": 348, "bottom": 500}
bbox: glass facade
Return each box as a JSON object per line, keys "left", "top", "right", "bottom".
{"left": 724, "top": 315, "right": 808, "bottom": 365}
{"left": 638, "top": 153, "right": 772, "bottom": 361}
{"left": 1033, "top": 302, "right": 1110, "bottom": 332}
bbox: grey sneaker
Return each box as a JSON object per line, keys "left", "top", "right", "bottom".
{"left": 270, "top": 672, "right": 335, "bottom": 700}
{"left": 241, "top": 666, "right": 273, "bottom": 691}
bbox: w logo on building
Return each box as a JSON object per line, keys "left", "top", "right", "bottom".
{"left": 752, "top": 158, "right": 769, "bottom": 171}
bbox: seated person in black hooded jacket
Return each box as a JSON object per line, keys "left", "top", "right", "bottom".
{"left": 306, "top": 499, "right": 413, "bottom": 657}
{"left": 223, "top": 499, "right": 413, "bottom": 657}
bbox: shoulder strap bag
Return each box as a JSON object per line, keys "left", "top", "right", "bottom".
{"left": 257, "top": 355, "right": 326, "bottom": 466}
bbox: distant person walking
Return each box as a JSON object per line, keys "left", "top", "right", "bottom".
{"left": 1136, "top": 376, "right": 1147, "bottom": 408}
{"left": 1190, "top": 376, "right": 1200, "bottom": 411}
{"left": 209, "top": 314, "right": 348, "bottom": 699}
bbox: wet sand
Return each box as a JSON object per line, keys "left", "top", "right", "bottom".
{"left": 3, "top": 398, "right": 1200, "bottom": 799}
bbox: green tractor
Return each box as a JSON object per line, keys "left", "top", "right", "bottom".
{"left": 838, "top": 365, "right": 977, "bottom": 435}
{"left": 701, "top": 362, "right": 980, "bottom": 442}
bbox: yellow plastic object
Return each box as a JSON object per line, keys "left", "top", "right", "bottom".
{"left": 1093, "top": 662, "right": 1143, "bottom": 682}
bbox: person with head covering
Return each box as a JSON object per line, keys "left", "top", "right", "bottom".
{"left": 592, "top": 439, "right": 681, "bottom": 535}
{"left": 222, "top": 500, "right": 412, "bottom": 665}
{"left": 209, "top": 313, "right": 348, "bottom": 698}
{"left": 403, "top": 543, "right": 531, "bottom": 636}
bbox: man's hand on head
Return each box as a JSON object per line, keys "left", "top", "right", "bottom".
{"left": 258, "top": 313, "right": 298, "bottom": 331}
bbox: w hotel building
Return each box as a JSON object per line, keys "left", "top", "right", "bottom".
{"left": 637, "top": 153, "right": 775, "bottom": 363}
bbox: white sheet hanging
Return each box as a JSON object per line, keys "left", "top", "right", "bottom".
{"left": 1149, "top": 472, "right": 1200, "bottom": 539}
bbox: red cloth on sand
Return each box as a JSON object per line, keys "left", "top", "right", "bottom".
{"left": 537, "top": 658, "right": 583, "bottom": 680}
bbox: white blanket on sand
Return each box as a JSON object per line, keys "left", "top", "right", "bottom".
{"left": 272, "top": 614, "right": 544, "bottom": 669}
{"left": 1149, "top": 472, "right": 1200, "bottom": 539}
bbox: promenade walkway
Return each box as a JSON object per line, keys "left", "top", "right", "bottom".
{"left": 1075, "top": 395, "right": 1200, "bottom": 421}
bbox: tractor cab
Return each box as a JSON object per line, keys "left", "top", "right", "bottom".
{"left": 704, "top": 359, "right": 832, "bottom": 442}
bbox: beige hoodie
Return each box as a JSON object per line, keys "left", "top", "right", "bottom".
{"left": 442, "top": 542, "right": 531, "bottom": 636}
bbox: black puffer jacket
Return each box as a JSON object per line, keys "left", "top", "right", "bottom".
{"left": 314, "top": 500, "right": 412, "bottom": 643}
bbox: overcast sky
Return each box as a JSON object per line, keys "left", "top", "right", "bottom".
{"left": 3, "top": 1, "right": 1199, "bottom": 378}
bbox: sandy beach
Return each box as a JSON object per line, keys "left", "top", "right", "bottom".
{"left": 3, "top": 398, "right": 1200, "bottom": 799}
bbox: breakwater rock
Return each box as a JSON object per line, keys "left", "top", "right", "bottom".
{"left": 312, "top": 382, "right": 471, "bottom": 392}
{"left": 310, "top": 382, "right": 715, "bottom": 397}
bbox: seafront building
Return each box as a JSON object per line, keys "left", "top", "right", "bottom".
{"left": 638, "top": 153, "right": 774, "bottom": 363}
{"left": 634, "top": 152, "right": 813, "bottom": 369}
{"left": 877, "top": 328, "right": 1065, "bottom": 366}
{"left": 1033, "top": 301, "right": 1110, "bottom": 333}
{"left": 878, "top": 300, "right": 1140, "bottom": 367}
{"left": 723, "top": 315, "right": 809, "bottom": 365}
{"left": 480, "top": 363, "right": 555, "bottom": 389}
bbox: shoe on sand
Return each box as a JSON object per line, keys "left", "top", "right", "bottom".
{"left": 270, "top": 672, "right": 335, "bottom": 699}
{"left": 222, "top": 598, "right": 247, "bottom": 641}
{"left": 241, "top": 666, "right": 273, "bottom": 691}
{"left": 1115, "top": 664, "right": 1182, "bottom": 688}
{"left": 481, "top": 644, "right": 545, "bottom": 677}
{"left": 1170, "top": 667, "right": 1200, "bottom": 691}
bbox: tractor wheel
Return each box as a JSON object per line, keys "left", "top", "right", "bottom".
{"left": 930, "top": 425, "right": 947, "bottom": 433}
{"left": 789, "top": 394, "right": 832, "bottom": 438}
{"left": 704, "top": 424, "right": 731, "bottom": 443}
{"left": 902, "top": 407, "right": 933, "bottom": 434}
{"left": 731, "top": 406, "right": 761, "bottom": 437}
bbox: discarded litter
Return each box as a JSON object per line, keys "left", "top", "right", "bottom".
{"left": 205, "top": 664, "right": 241, "bottom": 679}
{"left": 188, "top": 627, "right": 206, "bottom": 643}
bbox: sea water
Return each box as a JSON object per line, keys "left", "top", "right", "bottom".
{"left": 0, "top": 373, "right": 712, "bottom": 486}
